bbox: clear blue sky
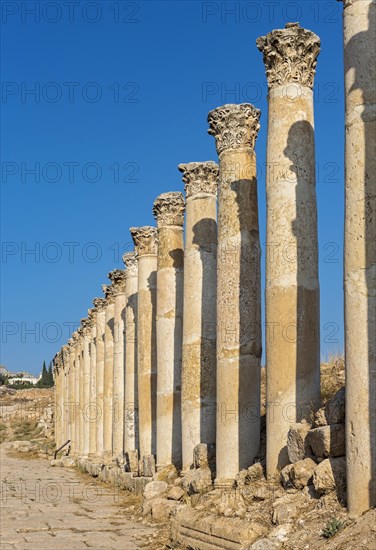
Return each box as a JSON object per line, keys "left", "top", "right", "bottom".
{"left": 1, "top": 1, "right": 345, "bottom": 375}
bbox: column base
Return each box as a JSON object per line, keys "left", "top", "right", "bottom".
{"left": 214, "top": 478, "right": 236, "bottom": 490}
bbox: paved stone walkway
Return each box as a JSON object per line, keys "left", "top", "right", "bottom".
{"left": 0, "top": 443, "right": 155, "bottom": 549}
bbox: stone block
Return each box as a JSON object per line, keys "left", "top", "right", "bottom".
{"left": 306, "top": 424, "right": 345, "bottom": 458}
{"left": 182, "top": 466, "right": 212, "bottom": 495}
{"left": 125, "top": 449, "right": 139, "bottom": 474}
{"left": 287, "top": 422, "right": 311, "bottom": 463}
{"left": 168, "top": 486, "right": 185, "bottom": 501}
{"left": 144, "top": 480, "right": 168, "bottom": 500}
{"left": 315, "top": 387, "right": 345, "bottom": 427}
{"left": 193, "top": 443, "right": 209, "bottom": 468}
{"left": 289, "top": 458, "right": 316, "bottom": 489}
{"left": 312, "top": 457, "right": 346, "bottom": 497}
{"left": 151, "top": 498, "right": 182, "bottom": 522}
{"left": 142, "top": 454, "right": 156, "bottom": 477}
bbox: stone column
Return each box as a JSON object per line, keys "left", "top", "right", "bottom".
{"left": 93, "top": 298, "right": 107, "bottom": 460}
{"left": 208, "top": 103, "right": 262, "bottom": 484}
{"left": 130, "top": 226, "right": 158, "bottom": 468}
{"left": 62, "top": 345, "right": 70, "bottom": 444}
{"left": 53, "top": 353, "right": 62, "bottom": 448}
{"left": 257, "top": 23, "right": 321, "bottom": 477}
{"left": 87, "top": 308, "right": 97, "bottom": 459}
{"left": 340, "top": 0, "right": 376, "bottom": 516}
{"left": 68, "top": 339, "right": 76, "bottom": 456}
{"left": 102, "top": 284, "right": 115, "bottom": 462}
{"left": 77, "top": 327, "right": 85, "bottom": 457}
{"left": 153, "top": 192, "right": 185, "bottom": 470}
{"left": 178, "top": 162, "right": 218, "bottom": 472}
{"left": 123, "top": 252, "right": 139, "bottom": 459}
{"left": 72, "top": 331, "right": 82, "bottom": 457}
{"left": 108, "top": 269, "right": 127, "bottom": 460}
{"left": 81, "top": 319, "right": 91, "bottom": 458}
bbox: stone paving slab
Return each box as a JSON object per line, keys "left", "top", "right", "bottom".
{"left": 0, "top": 442, "right": 155, "bottom": 550}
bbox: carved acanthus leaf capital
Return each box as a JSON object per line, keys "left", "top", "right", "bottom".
{"left": 108, "top": 269, "right": 126, "bottom": 294}
{"left": 337, "top": 0, "right": 358, "bottom": 6}
{"left": 54, "top": 352, "right": 63, "bottom": 373}
{"left": 88, "top": 308, "right": 97, "bottom": 322}
{"left": 62, "top": 345, "right": 69, "bottom": 364}
{"left": 93, "top": 297, "right": 107, "bottom": 312}
{"left": 178, "top": 161, "right": 219, "bottom": 198}
{"left": 256, "top": 23, "right": 320, "bottom": 90}
{"left": 208, "top": 103, "right": 261, "bottom": 155}
{"left": 122, "top": 251, "right": 138, "bottom": 276}
{"left": 153, "top": 192, "right": 185, "bottom": 228}
{"left": 130, "top": 226, "right": 158, "bottom": 256}
{"left": 102, "top": 284, "right": 116, "bottom": 304}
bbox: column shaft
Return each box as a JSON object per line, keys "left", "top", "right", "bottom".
{"left": 123, "top": 252, "right": 139, "bottom": 456}
{"left": 153, "top": 192, "right": 185, "bottom": 470}
{"left": 109, "top": 270, "right": 127, "bottom": 459}
{"left": 208, "top": 103, "right": 262, "bottom": 483}
{"left": 257, "top": 23, "right": 321, "bottom": 476}
{"left": 88, "top": 310, "right": 97, "bottom": 458}
{"left": 130, "top": 226, "right": 158, "bottom": 465}
{"left": 68, "top": 343, "right": 76, "bottom": 455}
{"left": 102, "top": 286, "right": 115, "bottom": 462}
{"left": 342, "top": 0, "right": 376, "bottom": 516}
{"left": 94, "top": 301, "right": 106, "bottom": 460}
{"left": 178, "top": 162, "right": 218, "bottom": 471}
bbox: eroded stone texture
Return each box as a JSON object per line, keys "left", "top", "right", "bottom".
{"left": 108, "top": 269, "right": 126, "bottom": 459}
{"left": 87, "top": 307, "right": 97, "bottom": 458}
{"left": 340, "top": 0, "right": 376, "bottom": 517}
{"left": 123, "top": 251, "right": 139, "bottom": 457}
{"left": 208, "top": 103, "right": 262, "bottom": 484}
{"left": 72, "top": 331, "right": 82, "bottom": 457}
{"left": 178, "top": 162, "right": 218, "bottom": 472}
{"left": 67, "top": 339, "right": 76, "bottom": 456}
{"left": 102, "top": 283, "right": 115, "bottom": 462}
{"left": 80, "top": 317, "right": 91, "bottom": 457}
{"left": 153, "top": 192, "right": 185, "bottom": 470}
{"left": 130, "top": 226, "right": 158, "bottom": 467}
{"left": 93, "top": 297, "right": 107, "bottom": 459}
{"left": 257, "top": 23, "right": 321, "bottom": 476}
{"left": 53, "top": 352, "right": 63, "bottom": 448}
{"left": 61, "top": 345, "right": 70, "bottom": 446}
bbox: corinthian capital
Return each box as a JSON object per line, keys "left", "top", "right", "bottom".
{"left": 256, "top": 23, "right": 320, "bottom": 90}
{"left": 152, "top": 192, "right": 185, "bottom": 228}
{"left": 93, "top": 297, "right": 107, "bottom": 312}
{"left": 108, "top": 269, "right": 126, "bottom": 294}
{"left": 178, "top": 162, "right": 219, "bottom": 198}
{"left": 338, "top": 0, "right": 359, "bottom": 6}
{"left": 122, "top": 251, "right": 138, "bottom": 275}
{"left": 207, "top": 103, "right": 261, "bottom": 156}
{"left": 102, "top": 284, "right": 116, "bottom": 303}
{"left": 130, "top": 226, "right": 158, "bottom": 256}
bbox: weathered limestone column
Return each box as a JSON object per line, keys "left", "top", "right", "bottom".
{"left": 153, "top": 192, "right": 185, "bottom": 470}
{"left": 108, "top": 269, "right": 127, "bottom": 460}
{"left": 93, "top": 298, "right": 107, "bottom": 460}
{"left": 53, "top": 353, "right": 62, "bottom": 448}
{"left": 340, "top": 0, "right": 376, "bottom": 516}
{"left": 68, "top": 339, "right": 77, "bottom": 455}
{"left": 178, "top": 162, "right": 218, "bottom": 471}
{"left": 87, "top": 308, "right": 97, "bottom": 459}
{"left": 257, "top": 23, "right": 321, "bottom": 477}
{"left": 208, "top": 103, "right": 262, "bottom": 484}
{"left": 62, "top": 345, "right": 70, "bottom": 444}
{"left": 130, "top": 226, "right": 158, "bottom": 467}
{"left": 77, "top": 327, "right": 85, "bottom": 457}
{"left": 81, "top": 319, "right": 91, "bottom": 458}
{"left": 72, "top": 331, "right": 82, "bottom": 457}
{"left": 122, "top": 252, "right": 139, "bottom": 458}
{"left": 102, "top": 284, "right": 115, "bottom": 462}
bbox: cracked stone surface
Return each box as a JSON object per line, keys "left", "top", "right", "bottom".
{"left": 0, "top": 442, "right": 155, "bottom": 549}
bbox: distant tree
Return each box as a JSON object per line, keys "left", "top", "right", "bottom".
{"left": 36, "top": 361, "right": 53, "bottom": 388}
{"left": 0, "top": 373, "right": 8, "bottom": 386}
{"left": 47, "top": 363, "right": 54, "bottom": 386}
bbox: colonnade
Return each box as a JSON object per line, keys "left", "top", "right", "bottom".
{"left": 53, "top": 17, "right": 375, "bottom": 517}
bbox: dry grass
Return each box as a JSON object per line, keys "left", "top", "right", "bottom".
{"left": 320, "top": 355, "right": 345, "bottom": 404}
